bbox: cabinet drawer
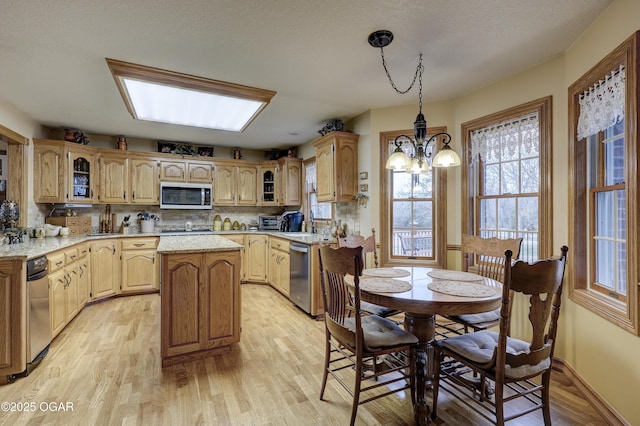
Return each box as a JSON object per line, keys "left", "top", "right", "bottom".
{"left": 121, "top": 238, "right": 158, "bottom": 250}
{"left": 46, "top": 216, "right": 91, "bottom": 227}
{"left": 49, "top": 252, "right": 66, "bottom": 272}
{"left": 76, "top": 243, "right": 89, "bottom": 259}
{"left": 64, "top": 247, "right": 79, "bottom": 264}
{"left": 270, "top": 238, "right": 289, "bottom": 252}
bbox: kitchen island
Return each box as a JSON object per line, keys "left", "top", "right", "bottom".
{"left": 156, "top": 235, "right": 243, "bottom": 367}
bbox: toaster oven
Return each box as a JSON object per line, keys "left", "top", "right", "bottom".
{"left": 258, "top": 215, "right": 279, "bottom": 231}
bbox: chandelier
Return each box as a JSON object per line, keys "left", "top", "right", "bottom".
{"left": 368, "top": 30, "right": 461, "bottom": 174}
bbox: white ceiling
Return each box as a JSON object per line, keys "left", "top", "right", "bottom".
{"left": 0, "top": 0, "right": 612, "bottom": 150}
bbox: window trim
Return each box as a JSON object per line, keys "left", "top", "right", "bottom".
{"left": 461, "top": 96, "right": 553, "bottom": 259}
{"left": 568, "top": 31, "right": 640, "bottom": 335}
{"left": 379, "top": 128, "right": 447, "bottom": 268}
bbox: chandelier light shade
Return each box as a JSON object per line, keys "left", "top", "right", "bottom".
{"left": 369, "top": 30, "right": 461, "bottom": 173}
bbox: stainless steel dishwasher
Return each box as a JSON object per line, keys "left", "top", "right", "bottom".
{"left": 23, "top": 255, "right": 50, "bottom": 376}
{"left": 289, "top": 242, "right": 311, "bottom": 314}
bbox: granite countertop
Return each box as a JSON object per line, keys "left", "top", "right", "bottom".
{"left": 156, "top": 234, "right": 243, "bottom": 254}
{"left": 0, "top": 230, "right": 335, "bottom": 261}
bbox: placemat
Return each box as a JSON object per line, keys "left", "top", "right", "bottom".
{"left": 362, "top": 268, "right": 411, "bottom": 278}
{"left": 346, "top": 277, "right": 412, "bottom": 293}
{"left": 428, "top": 281, "right": 496, "bottom": 297}
{"left": 427, "top": 269, "right": 484, "bottom": 282}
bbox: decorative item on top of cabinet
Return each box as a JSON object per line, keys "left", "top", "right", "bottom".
{"left": 312, "top": 131, "right": 359, "bottom": 202}
{"left": 117, "top": 136, "right": 127, "bottom": 150}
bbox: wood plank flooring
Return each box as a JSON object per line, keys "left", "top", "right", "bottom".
{"left": 0, "top": 284, "right": 608, "bottom": 425}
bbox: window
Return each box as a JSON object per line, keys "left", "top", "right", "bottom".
{"left": 380, "top": 128, "right": 448, "bottom": 267}
{"left": 303, "top": 159, "right": 332, "bottom": 221}
{"left": 568, "top": 32, "right": 639, "bottom": 335}
{"left": 462, "top": 97, "right": 552, "bottom": 263}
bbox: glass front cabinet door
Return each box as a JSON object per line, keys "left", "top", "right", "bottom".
{"left": 68, "top": 149, "right": 97, "bottom": 203}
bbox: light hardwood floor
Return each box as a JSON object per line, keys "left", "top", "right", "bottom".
{"left": 0, "top": 284, "right": 608, "bottom": 425}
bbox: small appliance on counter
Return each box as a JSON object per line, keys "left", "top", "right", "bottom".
{"left": 279, "top": 211, "right": 304, "bottom": 232}
{"left": 258, "top": 215, "right": 279, "bottom": 231}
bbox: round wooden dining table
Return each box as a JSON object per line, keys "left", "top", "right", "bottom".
{"left": 350, "top": 266, "right": 502, "bottom": 426}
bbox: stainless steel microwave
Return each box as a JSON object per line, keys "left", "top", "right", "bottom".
{"left": 160, "top": 182, "right": 213, "bottom": 209}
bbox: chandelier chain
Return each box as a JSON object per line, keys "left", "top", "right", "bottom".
{"left": 379, "top": 48, "right": 423, "bottom": 95}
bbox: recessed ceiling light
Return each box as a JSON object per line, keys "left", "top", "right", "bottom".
{"left": 106, "top": 58, "right": 276, "bottom": 132}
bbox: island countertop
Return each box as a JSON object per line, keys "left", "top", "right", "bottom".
{"left": 156, "top": 234, "right": 243, "bottom": 254}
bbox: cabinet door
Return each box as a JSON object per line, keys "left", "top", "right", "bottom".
{"left": 280, "top": 159, "right": 302, "bottom": 206}
{"left": 246, "top": 235, "right": 268, "bottom": 282}
{"left": 334, "top": 140, "right": 358, "bottom": 201}
{"left": 202, "top": 250, "right": 241, "bottom": 348}
{"left": 0, "top": 260, "right": 24, "bottom": 376}
{"left": 68, "top": 149, "right": 97, "bottom": 203}
{"left": 77, "top": 257, "right": 90, "bottom": 309}
{"left": 159, "top": 160, "right": 186, "bottom": 182}
{"left": 269, "top": 247, "right": 280, "bottom": 289}
{"left": 161, "top": 254, "right": 203, "bottom": 358}
{"left": 279, "top": 251, "right": 290, "bottom": 296}
{"left": 49, "top": 269, "right": 66, "bottom": 339}
{"left": 258, "top": 164, "right": 278, "bottom": 206}
{"left": 65, "top": 264, "right": 79, "bottom": 323}
{"left": 121, "top": 249, "right": 158, "bottom": 293}
{"left": 315, "top": 143, "right": 335, "bottom": 202}
{"left": 130, "top": 159, "right": 159, "bottom": 204}
{"left": 99, "top": 155, "right": 129, "bottom": 203}
{"left": 34, "top": 142, "right": 64, "bottom": 203}
{"left": 224, "top": 235, "right": 245, "bottom": 281}
{"left": 236, "top": 165, "right": 257, "bottom": 205}
{"left": 90, "top": 240, "right": 119, "bottom": 300}
{"left": 187, "top": 161, "right": 213, "bottom": 183}
{"left": 213, "top": 164, "right": 235, "bottom": 205}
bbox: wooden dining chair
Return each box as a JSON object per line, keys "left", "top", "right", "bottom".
{"left": 431, "top": 246, "right": 569, "bottom": 425}
{"left": 338, "top": 228, "right": 401, "bottom": 319}
{"left": 436, "top": 234, "right": 523, "bottom": 337}
{"left": 318, "top": 245, "right": 417, "bottom": 426}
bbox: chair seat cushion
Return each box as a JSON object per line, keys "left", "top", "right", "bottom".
{"left": 453, "top": 308, "right": 500, "bottom": 325}
{"left": 440, "top": 331, "right": 551, "bottom": 379}
{"left": 361, "top": 301, "right": 400, "bottom": 318}
{"left": 345, "top": 315, "right": 418, "bottom": 349}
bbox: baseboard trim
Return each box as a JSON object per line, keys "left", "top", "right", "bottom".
{"left": 553, "top": 358, "right": 629, "bottom": 425}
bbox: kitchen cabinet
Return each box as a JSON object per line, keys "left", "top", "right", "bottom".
{"left": 278, "top": 157, "right": 302, "bottom": 206}
{"left": 312, "top": 131, "right": 359, "bottom": 202}
{"left": 130, "top": 158, "right": 159, "bottom": 204}
{"left": 245, "top": 234, "right": 268, "bottom": 282}
{"left": 76, "top": 244, "right": 90, "bottom": 309}
{"left": 120, "top": 237, "right": 159, "bottom": 293}
{"left": 258, "top": 164, "right": 278, "bottom": 206}
{"left": 0, "top": 260, "right": 25, "bottom": 379}
{"left": 98, "top": 153, "right": 128, "bottom": 203}
{"left": 48, "top": 247, "right": 82, "bottom": 339}
{"left": 160, "top": 250, "right": 241, "bottom": 367}
{"left": 160, "top": 159, "right": 213, "bottom": 183}
{"left": 33, "top": 139, "right": 98, "bottom": 204}
{"left": 212, "top": 160, "right": 257, "bottom": 206}
{"left": 89, "top": 239, "right": 119, "bottom": 301}
{"left": 223, "top": 234, "right": 246, "bottom": 281}
{"left": 269, "top": 238, "right": 290, "bottom": 296}
{"left": 45, "top": 216, "right": 92, "bottom": 235}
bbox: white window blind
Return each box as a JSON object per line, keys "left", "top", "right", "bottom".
{"left": 470, "top": 113, "right": 539, "bottom": 163}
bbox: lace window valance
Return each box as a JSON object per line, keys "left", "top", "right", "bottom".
{"left": 577, "top": 65, "right": 625, "bottom": 140}
{"left": 470, "top": 113, "right": 539, "bottom": 163}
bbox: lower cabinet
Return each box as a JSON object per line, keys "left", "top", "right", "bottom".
{"left": 245, "top": 234, "right": 268, "bottom": 282}
{"left": 269, "top": 238, "right": 290, "bottom": 296}
{"left": 89, "top": 239, "right": 119, "bottom": 301}
{"left": 120, "top": 237, "right": 159, "bottom": 293}
{"left": 223, "top": 234, "right": 246, "bottom": 281}
{"left": 161, "top": 250, "right": 241, "bottom": 366}
{"left": 0, "top": 260, "right": 25, "bottom": 378}
{"left": 49, "top": 246, "right": 84, "bottom": 339}
{"left": 77, "top": 244, "right": 90, "bottom": 309}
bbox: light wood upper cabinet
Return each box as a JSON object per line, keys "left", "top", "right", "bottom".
{"left": 160, "top": 159, "right": 213, "bottom": 183}
{"left": 98, "top": 153, "right": 129, "bottom": 204}
{"left": 312, "top": 132, "right": 359, "bottom": 202}
{"left": 130, "top": 159, "right": 159, "bottom": 204}
{"left": 212, "top": 160, "right": 257, "bottom": 206}
{"left": 258, "top": 164, "right": 279, "bottom": 206}
{"left": 34, "top": 142, "right": 64, "bottom": 203}
{"left": 33, "top": 139, "right": 98, "bottom": 204}
{"left": 278, "top": 157, "right": 302, "bottom": 206}
{"left": 0, "top": 260, "right": 25, "bottom": 377}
